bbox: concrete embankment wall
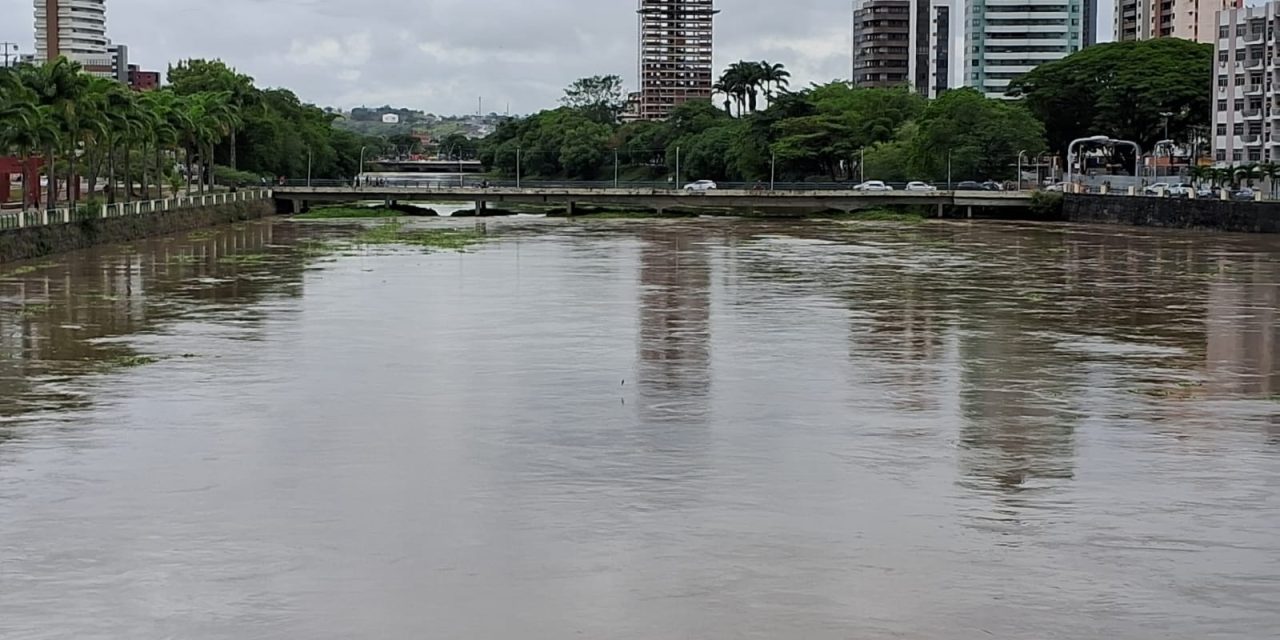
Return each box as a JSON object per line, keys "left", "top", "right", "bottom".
{"left": 1063, "top": 194, "right": 1280, "bottom": 233}
{"left": 0, "top": 200, "right": 275, "bottom": 263}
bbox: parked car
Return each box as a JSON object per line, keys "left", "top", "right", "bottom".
{"left": 905, "top": 181, "right": 937, "bottom": 192}
{"left": 981, "top": 180, "right": 1003, "bottom": 191}
{"left": 1043, "top": 182, "right": 1068, "bottom": 192}
{"left": 853, "top": 180, "right": 894, "bottom": 192}
{"left": 955, "top": 180, "right": 984, "bottom": 191}
{"left": 1232, "top": 187, "right": 1257, "bottom": 201}
{"left": 683, "top": 180, "right": 717, "bottom": 192}
{"left": 1166, "top": 184, "right": 1196, "bottom": 197}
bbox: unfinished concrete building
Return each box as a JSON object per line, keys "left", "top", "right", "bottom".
{"left": 636, "top": 0, "right": 718, "bottom": 120}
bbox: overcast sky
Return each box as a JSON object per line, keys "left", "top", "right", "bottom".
{"left": 1, "top": 0, "right": 1116, "bottom": 115}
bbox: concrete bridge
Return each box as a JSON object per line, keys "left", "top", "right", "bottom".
{"left": 364, "top": 159, "right": 485, "bottom": 173}
{"left": 273, "top": 185, "right": 1035, "bottom": 216}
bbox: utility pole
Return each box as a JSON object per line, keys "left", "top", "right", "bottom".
{"left": 516, "top": 147, "right": 521, "bottom": 188}
{"left": 614, "top": 149, "right": 619, "bottom": 188}
{"left": 770, "top": 152, "right": 776, "bottom": 191}
{"left": 0, "top": 42, "right": 17, "bottom": 68}
{"left": 675, "top": 146, "right": 680, "bottom": 190}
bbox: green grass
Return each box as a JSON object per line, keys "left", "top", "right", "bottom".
{"left": 17, "top": 303, "right": 50, "bottom": 317}
{"left": 357, "top": 220, "right": 485, "bottom": 251}
{"left": 574, "top": 210, "right": 662, "bottom": 219}
{"left": 295, "top": 206, "right": 402, "bottom": 220}
{"left": 105, "top": 354, "right": 161, "bottom": 369}
{"left": 186, "top": 229, "right": 218, "bottom": 241}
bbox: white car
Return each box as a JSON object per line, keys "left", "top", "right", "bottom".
{"left": 683, "top": 180, "right": 717, "bottom": 192}
{"left": 905, "top": 181, "right": 937, "bottom": 192}
{"left": 853, "top": 180, "right": 894, "bottom": 192}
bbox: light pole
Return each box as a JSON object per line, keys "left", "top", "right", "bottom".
{"left": 306, "top": 147, "right": 312, "bottom": 187}
{"left": 1, "top": 42, "right": 16, "bottom": 68}
{"left": 516, "top": 146, "right": 521, "bottom": 189}
{"left": 1065, "top": 135, "right": 1111, "bottom": 193}
{"left": 1017, "top": 150, "right": 1028, "bottom": 191}
{"left": 614, "top": 149, "right": 619, "bottom": 189}
{"left": 358, "top": 146, "right": 367, "bottom": 185}
{"left": 946, "top": 151, "right": 952, "bottom": 191}
{"left": 770, "top": 152, "right": 776, "bottom": 191}
{"left": 675, "top": 146, "right": 681, "bottom": 190}
{"left": 859, "top": 147, "right": 865, "bottom": 183}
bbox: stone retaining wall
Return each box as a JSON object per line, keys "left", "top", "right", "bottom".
{"left": 0, "top": 200, "right": 275, "bottom": 263}
{"left": 1063, "top": 194, "right": 1280, "bottom": 233}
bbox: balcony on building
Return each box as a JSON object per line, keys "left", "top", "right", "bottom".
{"left": 1244, "top": 106, "right": 1265, "bottom": 120}
{"left": 1247, "top": 84, "right": 1266, "bottom": 96}
{"left": 1243, "top": 132, "right": 1264, "bottom": 145}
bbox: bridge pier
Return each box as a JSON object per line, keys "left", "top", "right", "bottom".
{"left": 567, "top": 201, "right": 577, "bottom": 217}
{"left": 475, "top": 200, "right": 487, "bottom": 215}
{"left": 937, "top": 203, "right": 944, "bottom": 218}
{"left": 967, "top": 206, "right": 973, "bottom": 219}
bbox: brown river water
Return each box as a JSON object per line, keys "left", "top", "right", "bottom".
{"left": 0, "top": 216, "right": 1278, "bottom": 639}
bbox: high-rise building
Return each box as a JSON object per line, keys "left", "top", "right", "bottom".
{"left": 851, "top": 0, "right": 951, "bottom": 97}
{"left": 966, "top": 0, "right": 1097, "bottom": 98}
{"left": 1116, "top": 0, "right": 1241, "bottom": 43}
{"left": 1211, "top": 2, "right": 1276, "bottom": 166}
{"left": 636, "top": 0, "right": 718, "bottom": 120}
{"left": 34, "top": 0, "right": 108, "bottom": 62}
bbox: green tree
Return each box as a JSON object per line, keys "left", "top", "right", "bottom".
{"left": 1008, "top": 38, "right": 1212, "bottom": 160}
{"left": 560, "top": 75, "right": 626, "bottom": 124}
{"left": 908, "top": 88, "right": 1046, "bottom": 182}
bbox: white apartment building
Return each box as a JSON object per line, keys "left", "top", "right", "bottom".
{"left": 1212, "top": 2, "right": 1275, "bottom": 165}
{"left": 965, "top": 0, "right": 1097, "bottom": 98}
{"left": 33, "top": 0, "right": 112, "bottom": 74}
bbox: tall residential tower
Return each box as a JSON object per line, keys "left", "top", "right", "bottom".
{"left": 851, "top": 0, "right": 951, "bottom": 97}
{"left": 636, "top": 0, "right": 718, "bottom": 120}
{"left": 33, "top": 0, "right": 118, "bottom": 77}
{"left": 966, "top": 0, "right": 1097, "bottom": 98}
{"left": 1116, "top": 0, "right": 1241, "bottom": 42}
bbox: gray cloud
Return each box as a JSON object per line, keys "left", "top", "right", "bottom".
{"left": 1, "top": 0, "right": 856, "bottom": 114}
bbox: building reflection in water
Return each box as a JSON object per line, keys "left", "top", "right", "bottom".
{"left": 0, "top": 221, "right": 307, "bottom": 430}
{"left": 1205, "top": 255, "right": 1280, "bottom": 397}
{"left": 636, "top": 227, "right": 712, "bottom": 426}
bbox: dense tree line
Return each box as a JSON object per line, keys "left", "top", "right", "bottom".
{"left": 0, "top": 58, "right": 376, "bottom": 211}
{"left": 480, "top": 70, "right": 1046, "bottom": 185}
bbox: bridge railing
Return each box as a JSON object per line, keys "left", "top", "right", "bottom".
{"left": 278, "top": 178, "right": 1032, "bottom": 193}
{"left": 0, "top": 189, "right": 271, "bottom": 232}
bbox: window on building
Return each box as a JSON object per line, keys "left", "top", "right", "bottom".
{"left": 1218, "top": 99, "right": 1228, "bottom": 111}
{"left": 1216, "top": 150, "right": 1227, "bottom": 161}
{"left": 1220, "top": 26, "right": 1230, "bottom": 39}
{"left": 1235, "top": 123, "right": 1244, "bottom": 135}
{"left": 1219, "top": 76, "right": 1229, "bottom": 87}
{"left": 1249, "top": 150, "right": 1262, "bottom": 161}
{"left": 1236, "top": 99, "right": 1245, "bottom": 110}
{"left": 1237, "top": 25, "right": 1247, "bottom": 36}
{"left": 1217, "top": 124, "right": 1227, "bottom": 135}
{"left": 1219, "top": 51, "right": 1230, "bottom": 62}
{"left": 1233, "top": 150, "right": 1243, "bottom": 161}
{"left": 1236, "top": 75, "right": 1246, "bottom": 86}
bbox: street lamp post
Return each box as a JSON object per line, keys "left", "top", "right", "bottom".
{"left": 306, "top": 147, "right": 312, "bottom": 187}
{"left": 516, "top": 146, "right": 521, "bottom": 189}
{"left": 770, "top": 152, "right": 776, "bottom": 191}
{"left": 859, "top": 147, "right": 865, "bottom": 183}
{"left": 675, "top": 146, "right": 681, "bottom": 190}
{"left": 1017, "top": 150, "right": 1028, "bottom": 191}
{"left": 614, "top": 149, "right": 619, "bottom": 189}
{"left": 946, "top": 151, "right": 952, "bottom": 191}
{"left": 358, "top": 146, "right": 367, "bottom": 186}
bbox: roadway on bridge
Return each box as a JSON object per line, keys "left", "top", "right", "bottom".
{"left": 273, "top": 185, "right": 1034, "bottom": 212}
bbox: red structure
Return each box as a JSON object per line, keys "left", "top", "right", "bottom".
{"left": 0, "top": 157, "right": 44, "bottom": 209}
{"left": 128, "top": 65, "right": 160, "bottom": 91}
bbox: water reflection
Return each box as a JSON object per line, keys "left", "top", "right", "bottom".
{"left": 0, "top": 217, "right": 1277, "bottom": 639}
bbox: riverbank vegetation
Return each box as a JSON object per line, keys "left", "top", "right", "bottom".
{"left": 0, "top": 58, "right": 376, "bottom": 212}
{"left": 479, "top": 65, "right": 1046, "bottom": 185}
{"left": 294, "top": 206, "right": 404, "bottom": 220}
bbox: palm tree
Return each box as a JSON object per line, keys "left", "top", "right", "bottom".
{"left": 1187, "top": 165, "right": 1209, "bottom": 188}
{"left": 759, "top": 61, "right": 791, "bottom": 107}
{"left": 716, "top": 65, "right": 748, "bottom": 116}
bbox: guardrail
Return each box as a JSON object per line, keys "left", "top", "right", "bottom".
{"left": 0, "top": 189, "right": 271, "bottom": 231}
